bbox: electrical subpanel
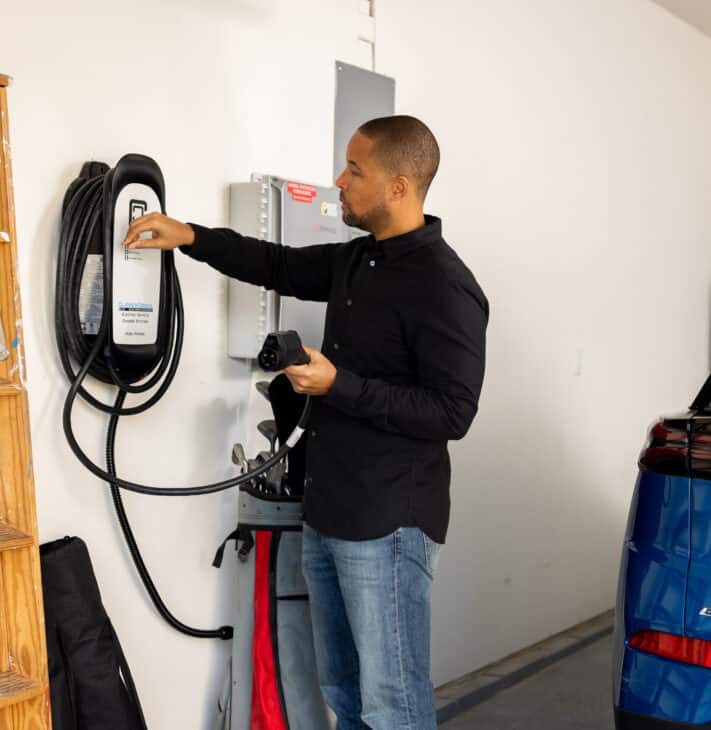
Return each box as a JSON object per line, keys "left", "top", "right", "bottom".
{"left": 227, "top": 174, "right": 350, "bottom": 359}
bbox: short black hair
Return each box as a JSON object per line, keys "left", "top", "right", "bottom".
{"left": 357, "top": 115, "right": 440, "bottom": 199}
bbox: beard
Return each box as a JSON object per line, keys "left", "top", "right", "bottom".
{"left": 341, "top": 197, "right": 390, "bottom": 234}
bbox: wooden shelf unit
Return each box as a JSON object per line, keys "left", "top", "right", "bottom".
{"left": 0, "top": 381, "right": 23, "bottom": 397}
{"left": 0, "top": 672, "right": 43, "bottom": 710}
{"left": 0, "top": 74, "right": 52, "bottom": 729}
{"left": 0, "top": 524, "right": 33, "bottom": 552}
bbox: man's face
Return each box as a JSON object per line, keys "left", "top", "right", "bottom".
{"left": 335, "top": 132, "right": 391, "bottom": 233}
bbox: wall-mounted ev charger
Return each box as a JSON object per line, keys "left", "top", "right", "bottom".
{"left": 56, "top": 154, "right": 311, "bottom": 641}
{"left": 104, "top": 156, "right": 167, "bottom": 375}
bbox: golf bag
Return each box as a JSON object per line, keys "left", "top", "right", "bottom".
{"left": 40, "top": 536, "right": 147, "bottom": 730}
{"left": 213, "top": 375, "right": 330, "bottom": 730}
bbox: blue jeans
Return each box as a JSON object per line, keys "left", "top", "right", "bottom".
{"left": 301, "top": 524, "right": 441, "bottom": 730}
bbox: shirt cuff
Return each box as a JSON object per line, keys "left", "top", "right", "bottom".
{"left": 324, "top": 368, "right": 364, "bottom": 412}
{"left": 178, "top": 223, "right": 225, "bottom": 261}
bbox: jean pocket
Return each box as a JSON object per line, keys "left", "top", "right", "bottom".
{"left": 422, "top": 532, "right": 442, "bottom": 577}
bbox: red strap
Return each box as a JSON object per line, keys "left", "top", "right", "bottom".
{"left": 250, "top": 531, "right": 288, "bottom": 730}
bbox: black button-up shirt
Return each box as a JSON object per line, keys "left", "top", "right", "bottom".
{"left": 182, "top": 215, "right": 488, "bottom": 543}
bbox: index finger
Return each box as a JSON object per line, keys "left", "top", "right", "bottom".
{"left": 123, "top": 214, "right": 157, "bottom": 244}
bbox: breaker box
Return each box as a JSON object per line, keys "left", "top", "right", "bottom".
{"left": 227, "top": 174, "right": 351, "bottom": 359}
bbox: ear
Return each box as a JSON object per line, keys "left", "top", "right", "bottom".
{"left": 390, "top": 175, "right": 410, "bottom": 202}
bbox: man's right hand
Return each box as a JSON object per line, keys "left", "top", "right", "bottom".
{"left": 123, "top": 213, "right": 195, "bottom": 250}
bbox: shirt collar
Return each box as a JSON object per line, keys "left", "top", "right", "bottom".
{"left": 366, "top": 215, "right": 442, "bottom": 259}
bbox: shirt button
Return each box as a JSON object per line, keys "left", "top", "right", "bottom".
{"left": 346, "top": 298, "right": 353, "bottom": 306}
{"left": 333, "top": 343, "right": 340, "bottom": 350}
{"left": 311, "top": 429, "right": 317, "bottom": 438}
{"left": 369, "top": 260, "right": 376, "bottom": 268}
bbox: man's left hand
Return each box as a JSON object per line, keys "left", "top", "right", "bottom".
{"left": 284, "top": 345, "right": 337, "bottom": 395}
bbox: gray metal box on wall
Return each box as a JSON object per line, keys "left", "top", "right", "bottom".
{"left": 227, "top": 174, "right": 349, "bottom": 359}
{"left": 334, "top": 61, "right": 395, "bottom": 180}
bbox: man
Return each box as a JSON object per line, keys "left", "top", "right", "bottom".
{"left": 124, "top": 115, "right": 488, "bottom": 730}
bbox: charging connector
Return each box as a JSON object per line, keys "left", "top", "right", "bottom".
{"left": 258, "top": 330, "right": 310, "bottom": 371}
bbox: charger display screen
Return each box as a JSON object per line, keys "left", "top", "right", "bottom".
{"left": 129, "top": 199, "right": 147, "bottom": 223}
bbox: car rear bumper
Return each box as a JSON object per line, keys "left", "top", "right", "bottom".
{"left": 616, "top": 707, "right": 711, "bottom": 729}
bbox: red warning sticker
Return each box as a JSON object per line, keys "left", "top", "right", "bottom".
{"left": 287, "top": 181, "right": 317, "bottom": 203}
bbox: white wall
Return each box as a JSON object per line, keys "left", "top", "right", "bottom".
{"left": 3, "top": 2, "right": 368, "bottom": 728}
{"left": 3, "top": 0, "right": 711, "bottom": 727}
{"left": 377, "top": 0, "right": 711, "bottom": 684}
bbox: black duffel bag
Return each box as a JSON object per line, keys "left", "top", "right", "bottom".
{"left": 40, "top": 536, "right": 147, "bottom": 730}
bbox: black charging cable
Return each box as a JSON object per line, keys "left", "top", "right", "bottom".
{"left": 56, "top": 163, "right": 310, "bottom": 640}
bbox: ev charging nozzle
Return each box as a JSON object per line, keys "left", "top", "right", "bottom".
{"left": 258, "top": 330, "right": 310, "bottom": 371}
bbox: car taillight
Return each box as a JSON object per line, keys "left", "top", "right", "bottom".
{"left": 630, "top": 631, "right": 711, "bottom": 669}
{"left": 638, "top": 419, "right": 689, "bottom": 475}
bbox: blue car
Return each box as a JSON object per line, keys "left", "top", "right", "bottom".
{"left": 614, "top": 377, "right": 711, "bottom": 728}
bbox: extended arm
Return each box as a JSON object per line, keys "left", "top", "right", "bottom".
{"left": 123, "top": 213, "right": 342, "bottom": 302}
{"left": 183, "top": 224, "right": 341, "bottom": 302}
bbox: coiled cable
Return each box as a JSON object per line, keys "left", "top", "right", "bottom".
{"left": 56, "top": 162, "right": 310, "bottom": 641}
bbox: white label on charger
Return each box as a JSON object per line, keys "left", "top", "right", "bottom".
{"left": 112, "top": 183, "right": 161, "bottom": 345}
{"left": 79, "top": 254, "right": 104, "bottom": 335}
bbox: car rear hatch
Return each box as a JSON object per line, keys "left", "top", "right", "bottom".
{"left": 625, "top": 413, "right": 692, "bottom": 639}
{"left": 684, "top": 391, "right": 711, "bottom": 640}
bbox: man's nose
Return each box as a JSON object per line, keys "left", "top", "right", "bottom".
{"left": 335, "top": 170, "right": 346, "bottom": 189}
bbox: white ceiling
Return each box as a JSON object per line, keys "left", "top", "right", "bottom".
{"left": 650, "top": 0, "right": 711, "bottom": 38}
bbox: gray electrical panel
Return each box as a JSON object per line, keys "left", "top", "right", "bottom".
{"left": 227, "top": 174, "right": 350, "bottom": 359}
{"left": 334, "top": 61, "right": 396, "bottom": 181}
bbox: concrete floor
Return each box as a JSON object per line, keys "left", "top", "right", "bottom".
{"left": 440, "top": 633, "right": 614, "bottom": 729}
